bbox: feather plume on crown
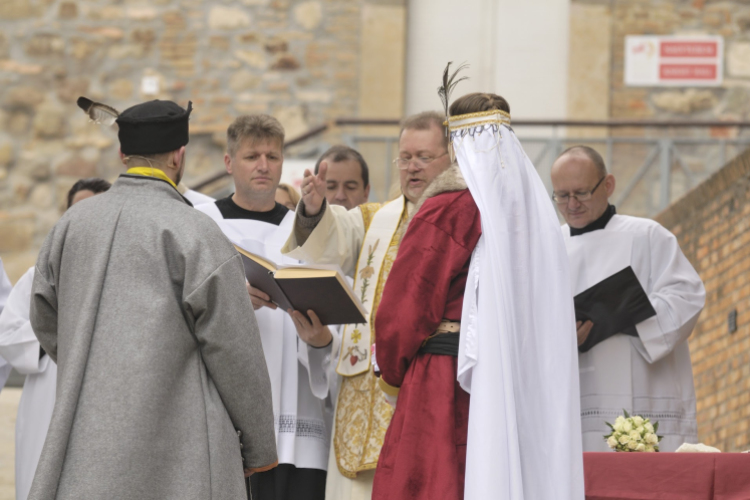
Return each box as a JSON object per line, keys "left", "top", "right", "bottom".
{"left": 437, "top": 61, "right": 469, "bottom": 136}
{"left": 76, "top": 96, "right": 120, "bottom": 126}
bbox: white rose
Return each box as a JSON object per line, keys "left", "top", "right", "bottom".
{"left": 636, "top": 426, "right": 645, "bottom": 435}
{"left": 633, "top": 416, "right": 644, "bottom": 426}
{"left": 627, "top": 439, "right": 638, "bottom": 450}
{"left": 629, "top": 431, "right": 641, "bottom": 441}
{"left": 607, "top": 436, "right": 618, "bottom": 449}
{"left": 636, "top": 443, "right": 646, "bottom": 452}
{"left": 645, "top": 422, "right": 655, "bottom": 433}
{"left": 646, "top": 433, "right": 659, "bottom": 445}
{"left": 615, "top": 416, "right": 626, "bottom": 425}
{"left": 618, "top": 435, "right": 630, "bottom": 446}
{"left": 645, "top": 445, "right": 656, "bottom": 452}
{"left": 623, "top": 421, "right": 633, "bottom": 433}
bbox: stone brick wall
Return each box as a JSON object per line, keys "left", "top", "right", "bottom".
{"left": 609, "top": 0, "right": 750, "bottom": 121}
{"left": 655, "top": 148, "right": 750, "bottom": 452}
{"left": 0, "top": 0, "right": 406, "bottom": 283}
{"left": 569, "top": 0, "right": 750, "bottom": 217}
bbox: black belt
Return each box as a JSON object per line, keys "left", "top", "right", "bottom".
{"left": 418, "top": 332, "right": 459, "bottom": 357}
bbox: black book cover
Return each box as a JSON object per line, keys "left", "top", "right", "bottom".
{"left": 238, "top": 253, "right": 294, "bottom": 311}
{"left": 574, "top": 266, "right": 656, "bottom": 353}
{"left": 236, "top": 248, "right": 366, "bottom": 326}
{"left": 276, "top": 277, "right": 366, "bottom": 326}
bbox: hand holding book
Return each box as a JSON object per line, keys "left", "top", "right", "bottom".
{"left": 288, "top": 309, "right": 333, "bottom": 348}
{"left": 246, "top": 282, "right": 277, "bottom": 310}
{"left": 574, "top": 266, "right": 656, "bottom": 352}
{"left": 235, "top": 245, "right": 367, "bottom": 326}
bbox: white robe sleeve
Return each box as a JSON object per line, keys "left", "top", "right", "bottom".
{"left": 634, "top": 224, "right": 706, "bottom": 364}
{"left": 299, "top": 325, "right": 342, "bottom": 400}
{"left": 0, "top": 259, "right": 15, "bottom": 390}
{"left": 0, "top": 268, "right": 49, "bottom": 375}
{"left": 281, "top": 202, "right": 366, "bottom": 278}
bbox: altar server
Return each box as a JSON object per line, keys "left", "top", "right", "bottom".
{"left": 195, "top": 114, "right": 334, "bottom": 500}
{"left": 314, "top": 145, "right": 371, "bottom": 210}
{"left": 0, "top": 178, "right": 110, "bottom": 500}
{"left": 551, "top": 145, "right": 705, "bottom": 452}
{"left": 29, "top": 99, "right": 277, "bottom": 500}
{"left": 282, "top": 111, "right": 453, "bottom": 500}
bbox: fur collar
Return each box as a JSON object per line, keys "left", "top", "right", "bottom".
{"left": 399, "top": 164, "right": 467, "bottom": 238}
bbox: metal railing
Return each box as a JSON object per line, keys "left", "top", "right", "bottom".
{"left": 192, "top": 118, "right": 750, "bottom": 216}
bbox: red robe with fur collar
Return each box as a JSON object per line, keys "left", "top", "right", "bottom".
{"left": 372, "top": 169, "right": 482, "bottom": 500}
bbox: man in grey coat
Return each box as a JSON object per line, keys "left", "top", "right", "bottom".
{"left": 29, "top": 99, "right": 278, "bottom": 499}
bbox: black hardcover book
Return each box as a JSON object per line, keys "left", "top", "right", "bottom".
{"left": 574, "top": 266, "right": 656, "bottom": 353}
{"left": 235, "top": 245, "right": 367, "bottom": 326}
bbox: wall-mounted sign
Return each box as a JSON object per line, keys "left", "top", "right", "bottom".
{"left": 625, "top": 35, "right": 723, "bottom": 86}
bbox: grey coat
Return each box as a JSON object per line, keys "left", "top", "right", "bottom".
{"left": 29, "top": 175, "right": 277, "bottom": 500}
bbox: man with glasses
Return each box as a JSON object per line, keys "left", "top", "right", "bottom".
{"left": 551, "top": 145, "right": 705, "bottom": 452}
{"left": 281, "top": 111, "right": 452, "bottom": 500}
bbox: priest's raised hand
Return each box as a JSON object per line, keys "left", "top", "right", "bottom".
{"left": 300, "top": 161, "right": 328, "bottom": 216}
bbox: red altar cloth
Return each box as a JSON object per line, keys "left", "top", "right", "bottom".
{"left": 584, "top": 452, "right": 750, "bottom": 500}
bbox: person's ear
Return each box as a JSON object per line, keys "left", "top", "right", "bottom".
{"left": 364, "top": 184, "right": 371, "bottom": 199}
{"left": 224, "top": 152, "right": 232, "bottom": 175}
{"left": 605, "top": 174, "right": 616, "bottom": 197}
{"left": 119, "top": 149, "right": 127, "bottom": 166}
{"left": 174, "top": 146, "right": 186, "bottom": 169}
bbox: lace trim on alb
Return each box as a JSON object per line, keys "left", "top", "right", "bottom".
{"left": 276, "top": 414, "right": 328, "bottom": 441}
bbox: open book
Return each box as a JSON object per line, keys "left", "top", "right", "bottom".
{"left": 574, "top": 266, "right": 656, "bottom": 353}
{"left": 235, "top": 245, "right": 367, "bottom": 326}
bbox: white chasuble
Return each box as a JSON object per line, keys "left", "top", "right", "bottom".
{"left": 336, "top": 196, "right": 404, "bottom": 377}
{"left": 563, "top": 214, "right": 705, "bottom": 452}
{"left": 283, "top": 198, "right": 408, "bottom": 498}
{"left": 0, "top": 267, "right": 57, "bottom": 500}
{"left": 196, "top": 202, "right": 330, "bottom": 470}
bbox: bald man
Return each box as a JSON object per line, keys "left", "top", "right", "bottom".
{"left": 551, "top": 145, "right": 705, "bottom": 452}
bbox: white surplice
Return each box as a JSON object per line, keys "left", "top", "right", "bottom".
{"left": 195, "top": 201, "right": 333, "bottom": 470}
{"left": 0, "top": 267, "right": 57, "bottom": 500}
{"left": 562, "top": 214, "right": 705, "bottom": 452}
{"left": 0, "top": 258, "right": 14, "bottom": 391}
{"left": 182, "top": 188, "right": 215, "bottom": 206}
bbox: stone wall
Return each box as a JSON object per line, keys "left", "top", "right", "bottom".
{"left": 0, "top": 0, "right": 406, "bottom": 283}
{"left": 570, "top": 0, "right": 750, "bottom": 120}
{"left": 656, "top": 147, "right": 750, "bottom": 452}
{"left": 569, "top": 0, "right": 750, "bottom": 216}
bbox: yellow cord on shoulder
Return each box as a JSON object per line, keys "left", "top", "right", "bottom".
{"left": 126, "top": 167, "right": 177, "bottom": 189}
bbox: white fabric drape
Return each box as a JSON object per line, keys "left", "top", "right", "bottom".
{"left": 0, "top": 267, "right": 57, "bottom": 500}
{"left": 453, "top": 121, "right": 584, "bottom": 500}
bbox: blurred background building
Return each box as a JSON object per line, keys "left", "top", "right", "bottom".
{"left": 1, "top": 0, "right": 750, "bottom": 459}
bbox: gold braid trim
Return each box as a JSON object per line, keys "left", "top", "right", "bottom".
{"left": 444, "top": 110, "right": 512, "bottom": 131}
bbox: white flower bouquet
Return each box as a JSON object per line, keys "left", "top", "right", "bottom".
{"left": 604, "top": 410, "right": 662, "bottom": 452}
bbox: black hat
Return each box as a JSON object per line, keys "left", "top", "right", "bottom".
{"left": 116, "top": 100, "right": 193, "bottom": 155}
